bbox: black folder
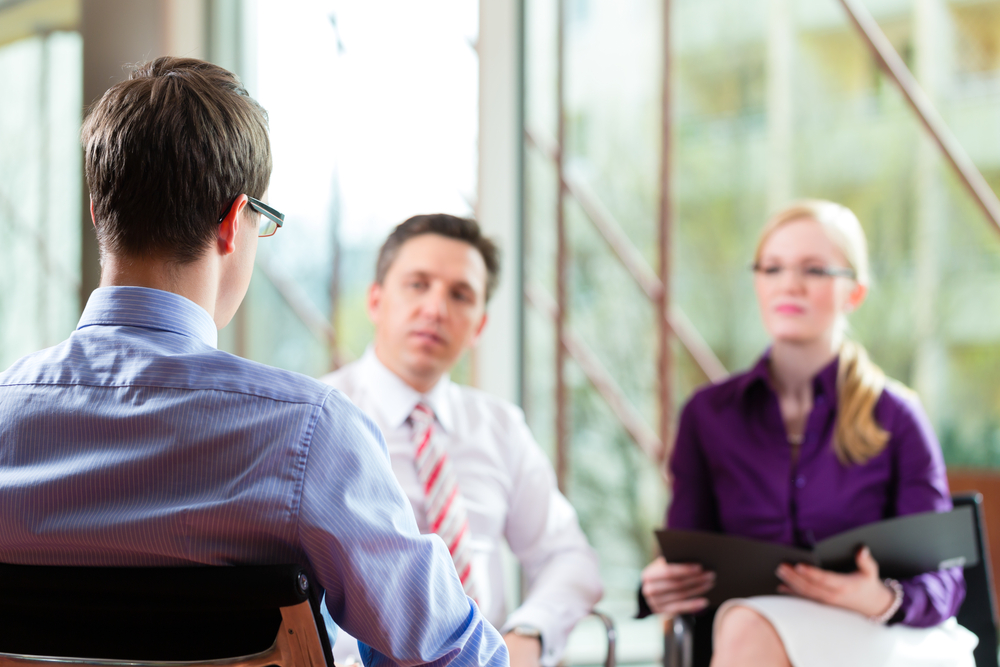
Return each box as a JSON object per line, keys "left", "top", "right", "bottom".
{"left": 655, "top": 506, "right": 978, "bottom": 608}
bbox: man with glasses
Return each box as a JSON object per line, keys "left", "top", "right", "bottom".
{"left": 0, "top": 57, "right": 507, "bottom": 667}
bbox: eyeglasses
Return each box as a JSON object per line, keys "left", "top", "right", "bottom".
{"left": 218, "top": 196, "right": 285, "bottom": 237}
{"left": 248, "top": 196, "right": 285, "bottom": 237}
{"left": 751, "top": 263, "right": 856, "bottom": 281}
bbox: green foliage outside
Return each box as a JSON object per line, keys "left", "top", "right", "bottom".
{"left": 525, "top": 0, "right": 1000, "bottom": 614}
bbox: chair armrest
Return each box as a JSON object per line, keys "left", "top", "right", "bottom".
{"left": 662, "top": 616, "right": 693, "bottom": 667}
{"left": 588, "top": 610, "right": 616, "bottom": 667}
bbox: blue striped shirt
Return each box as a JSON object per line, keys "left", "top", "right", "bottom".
{"left": 0, "top": 286, "right": 507, "bottom": 667}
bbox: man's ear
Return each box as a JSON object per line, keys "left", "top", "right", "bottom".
{"left": 367, "top": 282, "right": 383, "bottom": 325}
{"left": 470, "top": 312, "right": 488, "bottom": 346}
{"left": 218, "top": 195, "right": 249, "bottom": 255}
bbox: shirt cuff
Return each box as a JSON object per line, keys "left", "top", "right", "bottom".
{"left": 500, "top": 610, "right": 557, "bottom": 667}
{"left": 896, "top": 567, "right": 965, "bottom": 628}
{"left": 636, "top": 584, "right": 653, "bottom": 618}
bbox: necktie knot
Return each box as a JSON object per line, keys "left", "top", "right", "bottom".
{"left": 410, "top": 403, "right": 436, "bottom": 456}
{"left": 410, "top": 402, "right": 435, "bottom": 426}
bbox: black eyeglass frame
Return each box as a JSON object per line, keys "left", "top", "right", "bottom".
{"left": 750, "top": 262, "right": 857, "bottom": 280}
{"left": 218, "top": 195, "right": 285, "bottom": 237}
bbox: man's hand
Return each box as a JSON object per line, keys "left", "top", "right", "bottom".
{"left": 641, "top": 556, "right": 715, "bottom": 616}
{"left": 503, "top": 632, "right": 542, "bottom": 667}
{"left": 776, "top": 546, "right": 896, "bottom": 618}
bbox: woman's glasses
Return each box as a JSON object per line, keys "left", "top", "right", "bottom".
{"left": 751, "top": 263, "right": 856, "bottom": 282}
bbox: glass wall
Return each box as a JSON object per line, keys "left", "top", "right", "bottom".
{"left": 236, "top": 0, "right": 479, "bottom": 382}
{"left": 524, "top": 0, "right": 1000, "bottom": 633}
{"left": 0, "top": 31, "right": 82, "bottom": 372}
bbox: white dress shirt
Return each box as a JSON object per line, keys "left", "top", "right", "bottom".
{"left": 321, "top": 347, "right": 602, "bottom": 666}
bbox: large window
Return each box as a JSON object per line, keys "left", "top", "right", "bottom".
{"left": 523, "top": 0, "right": 1000, "bottom": 644}
{"left": 0, "top": 30, "right": 82, "bottom": 371}
{"left": 236, "top": 0, "right": 479, "bottom": 381}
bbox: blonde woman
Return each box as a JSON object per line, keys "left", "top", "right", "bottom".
{"left": 640, "top": 201, "right": 977, "bottom": 666}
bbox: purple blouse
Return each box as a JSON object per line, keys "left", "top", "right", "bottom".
{"left": 667, "top": 352, "right": 964, "bottom": 628}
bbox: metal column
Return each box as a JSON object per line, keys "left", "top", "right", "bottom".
{"left": 554, "top": 0, "right": 569, "bottom": 493}
{"left": 657, "top": 0, "right": 673, "bottom": 467}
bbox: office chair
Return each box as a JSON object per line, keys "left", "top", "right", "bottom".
{"left": 0, "top": 563, "right": 332, "bottom": 667}
{"left": 664, "top": 493, "right": 999, "bottom": 667}
{"left": 953, "top": 493, "right": 999, "bottom": 667}
{"left": 662, "top": 610, "right": 710, "bottom": 667}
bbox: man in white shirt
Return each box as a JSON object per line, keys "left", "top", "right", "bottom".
{"left": 321, "top": 214, "right": 602, "bottom": 667}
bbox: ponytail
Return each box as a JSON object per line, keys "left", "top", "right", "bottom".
{"left": 834, "top": 339, "right": 890, "bottom": 465}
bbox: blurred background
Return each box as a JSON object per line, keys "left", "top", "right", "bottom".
{"left": 3, "top": 0, "right": 1000, "bottom": 663}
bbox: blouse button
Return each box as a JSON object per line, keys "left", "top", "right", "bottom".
{"left": 795, "top": 476, "right": 806, "bottom": 488}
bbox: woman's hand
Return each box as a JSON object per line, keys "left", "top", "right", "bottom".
{"left": 641, "top": 556, "right": 716, "bottom": 616}
{"left": 776, "top": 546, "right": 896, "bottom": 618}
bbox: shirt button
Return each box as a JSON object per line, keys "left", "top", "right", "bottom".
{"left": 795, "top": 476, "right": 806, "bottom": 488}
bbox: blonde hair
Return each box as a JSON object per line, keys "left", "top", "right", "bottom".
{"left": 756, "top": 200, "right": 890, "bottom": 465}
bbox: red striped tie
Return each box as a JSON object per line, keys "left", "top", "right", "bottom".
{"left": 410, "top": 402, "right": 477, "bottom": 600}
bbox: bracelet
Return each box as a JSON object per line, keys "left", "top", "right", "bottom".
{"left": 869, "top": 578, "right": 904, "bottom": 624}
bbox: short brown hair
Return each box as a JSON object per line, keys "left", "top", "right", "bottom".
{"left": 375, "top": 214, "right": 501, "bottom": 301}
{"left": 82, "top": 57, "right": 272, "bottom": 263}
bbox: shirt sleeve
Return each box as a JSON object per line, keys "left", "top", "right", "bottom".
{"left": 297, "top": 391, "right": 510, "bottom": 667}
{"left": 666, "top": 396, "right": 721, "bottom": 532}
{"left": 637, "top": 396, "right": 722, "bottom": 618}
{"left": 887, "top": 390, "right": 966, "bottom": 628}
{"left": 498, "top": 411, "right": 603, "bottom": 667}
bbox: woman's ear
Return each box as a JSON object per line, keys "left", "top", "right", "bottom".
{"left": 843, "top": 281, "right": 868, "bottom": 313}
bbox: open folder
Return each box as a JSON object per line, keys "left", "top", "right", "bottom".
{"left": 655, "top": 506, "right": 978, "bottom": 608}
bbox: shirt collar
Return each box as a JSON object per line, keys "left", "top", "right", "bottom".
{"left": 735, "top": 350, "right": 774, "bottom": 400}
{"left": 813, "top": 354, "right": 840, "bottom": 399}
{"left": 359, "top": 346, "right": 455, "bottom": 432}
{"left": 77, "top": 286, "right": 219, "bottom": 349}
{"left": 736, "top": 347, "right": 840, "bottom": 401}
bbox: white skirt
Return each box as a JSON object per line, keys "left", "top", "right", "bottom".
{"left": 715, "top": 596, "right": 979, "bottom": 667}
